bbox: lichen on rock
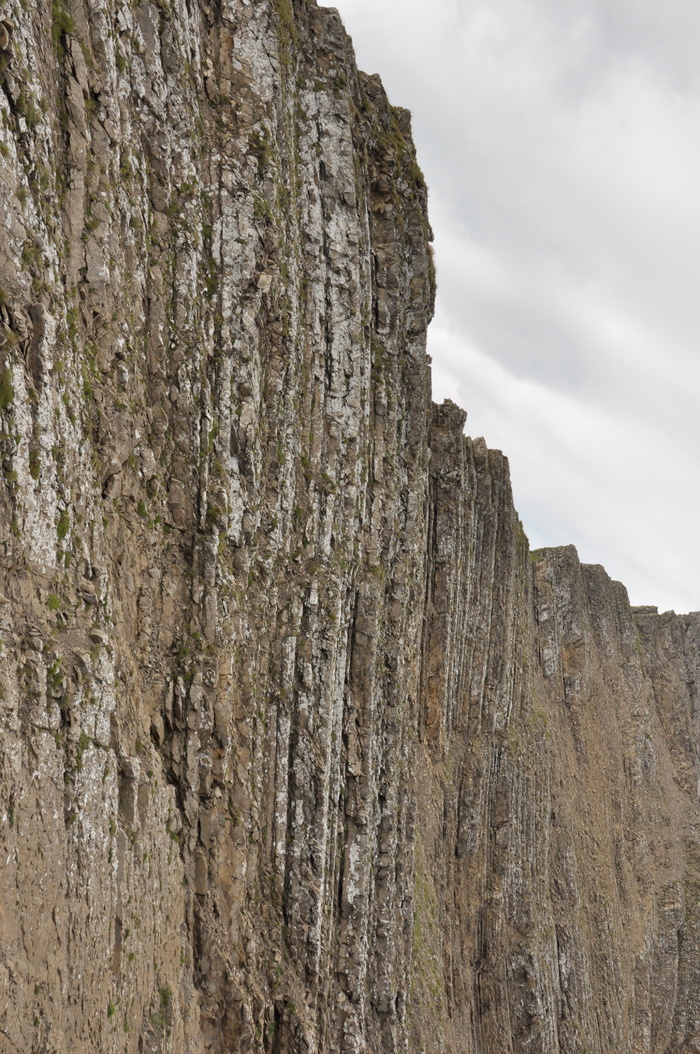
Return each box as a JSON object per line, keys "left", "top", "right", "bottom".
{"left": 0, "top": 2, "right": 699, "bottom": 1053}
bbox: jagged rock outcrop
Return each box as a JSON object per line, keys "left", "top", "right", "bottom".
{"left": 412, "top": 412, "right": 700, "bottom": 1054}
{"left": 0, "top": 2, "right": 699, "bottom": 1053}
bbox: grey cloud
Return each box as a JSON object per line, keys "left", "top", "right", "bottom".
{"left": 546, "top": 0, "right": 700, "bottom": 90}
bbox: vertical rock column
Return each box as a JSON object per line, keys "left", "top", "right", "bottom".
{"left": 0, "top": 0, "right": 437, "bottom": 1052}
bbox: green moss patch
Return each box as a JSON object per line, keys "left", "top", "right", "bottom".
{"left": 0, "top": 368, "right": 14, "bottom": 411}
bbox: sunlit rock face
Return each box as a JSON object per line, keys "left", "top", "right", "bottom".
{"left": 0, "top": 2, "right": 699, "bottom": 1052}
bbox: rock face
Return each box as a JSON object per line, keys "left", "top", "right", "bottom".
{"left": 0, "top": 1, "right": 699, "bottom": 1052}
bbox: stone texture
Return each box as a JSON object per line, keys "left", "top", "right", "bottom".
{"left": 410, "top": 412, "right": 700, "bottom": 1054}
{"left": 0, "top": 1, "right": 699, "bottom": 1053}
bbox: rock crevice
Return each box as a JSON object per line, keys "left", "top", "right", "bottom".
{"left": 0, "top": 2, "right": 699, "bottom": 1052}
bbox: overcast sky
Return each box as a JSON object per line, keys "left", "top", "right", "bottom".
{"left": 326, "top": 0, "right": 700, "bottom": 613}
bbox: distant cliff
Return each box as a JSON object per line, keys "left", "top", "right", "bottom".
{"left": 0, "top": 2, "right": 699, "bottom": 1052}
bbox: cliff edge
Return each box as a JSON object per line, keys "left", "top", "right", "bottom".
{"left": 0, "top": 2, "right": 699, "bottom": 1052}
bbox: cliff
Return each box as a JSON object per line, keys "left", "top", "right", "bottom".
{"left": 0, "top": 2, "right": 698, "bottom": 1052}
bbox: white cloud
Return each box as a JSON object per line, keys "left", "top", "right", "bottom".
{"left": 431, "top": 320, "right": 700, "bottom": 612}
{"left": 328, "top": 0, "right": 700, "bottom": 611}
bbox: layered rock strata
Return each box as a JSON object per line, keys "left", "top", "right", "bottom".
{"left": 412, "top": 409, "right": 700, "bottom": 1054}
{"left": 0, "top": 2, "right": 698, "bottom": 1053}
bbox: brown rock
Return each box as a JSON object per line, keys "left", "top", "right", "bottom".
{"left": 0, "top": 4, "right": 697, "bottom": 1054}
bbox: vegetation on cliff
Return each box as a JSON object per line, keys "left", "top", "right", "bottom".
{"left": 0, "top": 2, "right": 699, "bottom": 1053}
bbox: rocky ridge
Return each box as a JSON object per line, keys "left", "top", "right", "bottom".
{"left": 0, "top": 1, "right": 699, "bottom": 1052}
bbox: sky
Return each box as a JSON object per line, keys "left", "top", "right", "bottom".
{"left": 325, "top": 0, "right": 700, "bottom": 613}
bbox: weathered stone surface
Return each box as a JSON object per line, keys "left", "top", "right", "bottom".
{"left": 0, "top": 2, "right": 699, "bottom": 1053}
{"left": 410, "top": 413, "right": 700, "bottom": 1054}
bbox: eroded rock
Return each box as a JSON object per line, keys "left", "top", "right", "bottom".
{"left": 0, "top": 2, "right": 698, "bottom": 1054}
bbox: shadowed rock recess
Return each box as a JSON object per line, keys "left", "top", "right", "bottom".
{"left": 0, "top": 1, "right": 699, "bottom": 1051}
